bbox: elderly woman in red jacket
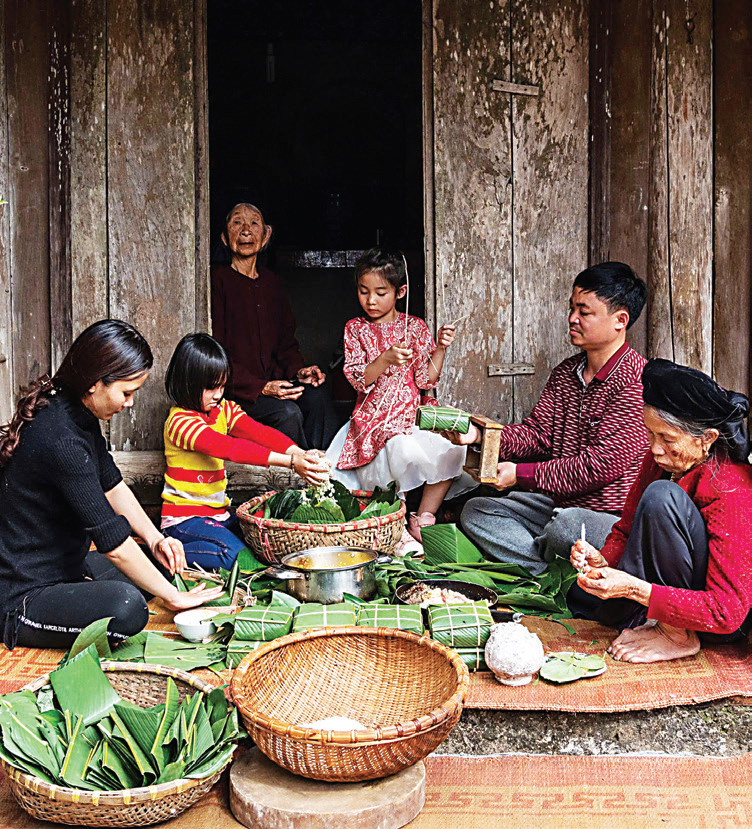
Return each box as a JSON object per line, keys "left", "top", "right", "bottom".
{"left": 568, "top": 358, "right": 752, "bottom": 663}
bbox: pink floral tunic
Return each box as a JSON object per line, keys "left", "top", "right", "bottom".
{"left": 338, "top": 313, "right": 439, "bottom": 469}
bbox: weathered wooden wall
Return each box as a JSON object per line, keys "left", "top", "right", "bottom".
{"left": 0, "top": 0, "right": 209, "bottom": 445}
{"left": 432, "top": 0, "right": 752, "bottom": 423}
{"left": 432, "top": 0, "right": 588, "bottom": 422}
{"left": 589, "top": 0, "right": 751, "bottom": 394}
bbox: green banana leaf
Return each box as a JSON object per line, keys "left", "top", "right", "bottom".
{"left": 420, "top": 524, "right": 483, "bottom": 565}
{"left": 49, "top": 646, "right": 120, "bottom": 726}
{"left": 66, "top": 617, "right": 114, "bottom": 663}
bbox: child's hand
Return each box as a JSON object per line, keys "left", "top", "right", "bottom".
{"left": 383, "top": 343, "right": 413, "bottom": 367}
{"left": 436, "top": 324, "right": 455, "bottom": 348}
{"left": 292, "top": 453, "right": 331, "bottom": 486}
{"left": 263, "top": 380, "right": 304, "bottom": 400}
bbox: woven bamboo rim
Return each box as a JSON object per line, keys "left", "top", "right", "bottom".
{"left": 231, "top": 626, "right": 469, "bottom": 747}
{"left": 1, "top": 662, "right": 233, "bottom": 812}
{"left": 236, "top": 490, "right": 406, "bottom": 534}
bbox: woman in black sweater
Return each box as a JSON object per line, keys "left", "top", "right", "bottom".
{"left": 0, "top": 320, "right": 223, "bottom": 649}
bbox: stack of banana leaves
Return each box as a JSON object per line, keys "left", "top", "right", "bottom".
{"left": 0, "top": 644, "right": 243, "bottom": 789}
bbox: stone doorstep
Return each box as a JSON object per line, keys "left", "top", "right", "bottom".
{"left": 436, "top": 700, "right": 752, "bottom": 758}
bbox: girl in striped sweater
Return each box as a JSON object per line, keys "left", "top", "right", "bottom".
{"left": 161, "top": 334, "right": 329, "bottom": 569}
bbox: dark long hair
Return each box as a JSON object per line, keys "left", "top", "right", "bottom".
{"left": 0, "top": 319, "right": 152, "bottom": 470}
{"left": 165, "top": 333, "right": 231, "bottom": 412}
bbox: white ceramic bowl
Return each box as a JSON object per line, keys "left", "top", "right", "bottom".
{"left": 174, "top": 608, "right": 220, "bottom": 642}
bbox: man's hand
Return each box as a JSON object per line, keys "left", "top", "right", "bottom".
{"left": 297, "top": 365, "right": 326, "bottom": 386}
{"left": 262, "top": 380, "right": 304, "bottom": 400}
{"left": 441, "top": 423, "right": 481, "bottom": 445}
{"left": 491, "top": 461, "right": 517, "bottom": 490}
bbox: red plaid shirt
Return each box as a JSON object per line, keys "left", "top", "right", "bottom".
{"left": 501, "top": 342, "right": 649, "bottom": 514}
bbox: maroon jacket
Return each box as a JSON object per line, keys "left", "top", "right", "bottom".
{"left": 211, "top": 264, "right": 305, "bottom": 404}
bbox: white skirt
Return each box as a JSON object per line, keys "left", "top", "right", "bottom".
{"left": 325, "top": 423, "right": 478, "bottom": 499}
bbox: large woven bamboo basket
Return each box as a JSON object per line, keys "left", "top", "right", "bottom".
{"left": 1, "top": 662, "right": 236, "bottom": 827}
{"left": 236, "top": 490, "right": 406, "bottom": 564}
{"left": 231, "top": 626, "right": 469, "bottom": 781}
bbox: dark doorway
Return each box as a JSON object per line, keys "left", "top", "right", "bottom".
{"left": 207, "top": 0, "right": 425, "bottom": 394}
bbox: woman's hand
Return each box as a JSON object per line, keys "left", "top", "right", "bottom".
{"left": 297, "top": 365, "right": 326, "bottom": 386}
{"left": 150, "top": 536, "right": 186, "bottom": 575}
{"left": 383, "top": 343, "right": 413, "bottom": 367}
{"left": 441, "top": 423, "right": 481, "bottom": 445}
{"left": 570, "top": 539, "right": 608, "bottom": 571}
{"left": 576, "top": 567, "right": 651, "bottom": 606}
{"left": 435, "top": 324, "right": 456, "bottom": 348}
{"left": 163, "top": 583, "right": 225, "bottom": 612}
{"left": 291, "top": 452, "right": 330, "bottom": 486}
{"left": 263, "top": 380, "right": 304, "bottom": 400}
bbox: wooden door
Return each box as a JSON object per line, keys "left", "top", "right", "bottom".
{"left": 431, "top": 0, "right": 589, "bottom": 422}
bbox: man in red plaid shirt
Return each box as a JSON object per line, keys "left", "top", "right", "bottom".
{"left": 446, "top": 262, "right": 649, "bottom": 575}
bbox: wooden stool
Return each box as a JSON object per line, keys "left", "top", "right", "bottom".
{"left": 463, "top": 414, "right": 504, "bottom": 484}
{"left": 230, "top": 748, "right": 426, "bottom": 829}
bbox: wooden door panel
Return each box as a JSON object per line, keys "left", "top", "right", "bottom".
{"left": 433, "top": 0, "right": 514, "bottom": 423}
{"left": 511, "top": 0, "right": 589, "bottom": 421}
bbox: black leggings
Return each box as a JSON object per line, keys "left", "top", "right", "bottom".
{"left": 4, "top": 550, "right": 167, "bottom": 650}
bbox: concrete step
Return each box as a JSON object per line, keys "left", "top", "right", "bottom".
{"left": 435, "top": 701, "right": 752, "bottom": 757}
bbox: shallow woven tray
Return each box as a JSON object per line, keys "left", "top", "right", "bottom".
{"left": 231, "top": 626, "right": 469, "bottom": 781}
{"left": 1, "top": 662, "right": 234, "bottom": 827}
{"left": 236, "top": 490, "right": 406, "bottom": 564}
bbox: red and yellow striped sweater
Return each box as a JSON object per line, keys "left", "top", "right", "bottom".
{"left": 161, "top": 400, "right": 294, "bottom": 526}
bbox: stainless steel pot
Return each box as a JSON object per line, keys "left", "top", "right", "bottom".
{"left": 263, "top": 546, "right": 392, "bottom": 604}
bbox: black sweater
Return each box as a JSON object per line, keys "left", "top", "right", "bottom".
{"left": 0, "top": 391, "right": 131, "bottom": 618}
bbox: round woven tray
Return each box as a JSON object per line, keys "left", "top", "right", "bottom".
{"left": 231, "top": 626, "right": 469, "bottom": 781}
{"left": 236, "top": 490, "right": 406, "bottom": 564}
{"left": 1, "top": 662, "right": 235, "bottom": 827}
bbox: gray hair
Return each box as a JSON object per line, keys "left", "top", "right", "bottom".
{"left": 645, "top": 405, "right": 716, "bottom": 443}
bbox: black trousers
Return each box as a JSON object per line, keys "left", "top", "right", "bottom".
{"left": 3, "top": 550, "right": 170, "bottom": 650}
{"left": 567, "top": 479, "right": 752, "bottom": 642}
{"left": 236, "top": 382, "right": 340, "bottom": 450}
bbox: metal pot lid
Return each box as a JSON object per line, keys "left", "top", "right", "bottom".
{"left": 281, "top": 546, "right": 379, "bottom": 572}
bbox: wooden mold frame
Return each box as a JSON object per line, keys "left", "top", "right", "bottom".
{"left": 463, "top": 415, "right": 504, "bottom": 484}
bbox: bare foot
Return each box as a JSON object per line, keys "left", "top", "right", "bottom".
{"left": 608, "top": 622, "right": 701, "bottom": 663}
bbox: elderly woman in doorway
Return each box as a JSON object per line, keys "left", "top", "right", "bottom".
{"left": 568, "top": 358, "right": 752, "bottom": 663}
{"left": 211, "top": 202, "right": 340, "bottom": 449}
{"left": 0, "top": 319, "right": 224, "bottom": 651}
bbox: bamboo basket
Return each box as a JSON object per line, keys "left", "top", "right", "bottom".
{"left": 231, "top": 626, "right": 469, "bottom": 781}
{"left": 236, "top": 490, "right": 406, "bottom": 564}
{"left": 1, "top": 662, "right": 236, "bottom": 827}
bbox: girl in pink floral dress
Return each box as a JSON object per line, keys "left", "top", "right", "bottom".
{"left": 325, "top": 249, "right": 474, "bottom": 541}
